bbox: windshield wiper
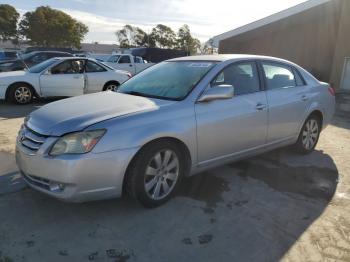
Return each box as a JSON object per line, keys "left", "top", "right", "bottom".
{"left": 124, "top": 91, "right": 148, "bottom": 97}
{"left": 122, "top": 91, "right": 177, "bottom": 101}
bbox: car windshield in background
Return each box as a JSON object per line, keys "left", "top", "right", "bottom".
{"left": 20, "top": 52, "right": 34, "bottom": 60}
{"left": 29, "top": 59, "right": 58, "bottom": 73}
{"left": 118, "top": 61, "right": 217, "bottom": 100}
{"left": 100, "top": 62, "right": 114, "bottom": 70}
{"left": 107, "top": 55, "right": 121, "bottom": 62}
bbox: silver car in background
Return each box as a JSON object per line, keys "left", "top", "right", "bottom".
{"left": 16, "top": 55, "right": 335, "bottom": 207}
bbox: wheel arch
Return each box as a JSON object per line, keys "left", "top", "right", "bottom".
{"left": 309, "top": 109, "right": 323, "bottom": 126}
{"left": 122, "top": 136, "right": 192, "bottom": 194}
{"left": 103, "top": 80, "right": 120, "bottom": 91}
{"left": 5, "top": 81, "right": 39, "bottom": 100}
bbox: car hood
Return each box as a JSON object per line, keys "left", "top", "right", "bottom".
{"left": 27, "top": 92, "right": 172, "bottom": 136}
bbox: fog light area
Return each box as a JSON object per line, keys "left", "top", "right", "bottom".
{"left": 49, "top": 182, "right": 65, "bottom": 192}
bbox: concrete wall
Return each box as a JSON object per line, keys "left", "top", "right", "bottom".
{"left": 219, "top": 0, "right": 350, "bottom": 90}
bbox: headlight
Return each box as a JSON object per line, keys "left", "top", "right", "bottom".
{"left": 50, "top": 130, "right": 106, "bottom": 156}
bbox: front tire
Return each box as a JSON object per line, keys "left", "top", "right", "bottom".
{"left": 8, "top": 83, "right": 34, "bottom": 104}
{"left": 103, "top": 82, "right": 120, "bottom": 92}
{"left": 294, "top": 115, "right": 321, "bottom": 154}
{"left": 126, "top": 141, "right": 185, "bottom": 208}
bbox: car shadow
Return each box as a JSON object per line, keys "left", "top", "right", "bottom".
{"left": 0, "top": 148, "right": 339, "bottom": 261}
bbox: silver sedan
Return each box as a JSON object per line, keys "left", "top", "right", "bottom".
{"left": 16, "top": 55, "right": 335, "bottom": 207}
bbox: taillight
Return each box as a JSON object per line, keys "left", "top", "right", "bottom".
{"left": 328, "top": 86, "right": 335, "bottom": 96}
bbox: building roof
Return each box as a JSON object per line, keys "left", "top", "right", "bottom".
{"left": 211, "top": 0, "right": 331, "bottom": 47}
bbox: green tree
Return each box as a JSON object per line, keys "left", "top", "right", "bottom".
{"left": 0, "top": 4, "right": 19, "bottom": 41}
{"left": 149, "top": 24, "right": 176, "bottom": 49}
{"left": 115, "top": 24, "right": 149, "bottom": 48}
{"left": 19, "top": 6, "right": 88, "bottom": 49}
{"left": 176, "top": 24, "right": 200, "bottom": 54}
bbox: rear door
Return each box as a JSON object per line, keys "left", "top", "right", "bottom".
{"left": 40, "top": 59, "right": 85, "bottom": 97}
{"left": 259, "top": 61, "right": 311, "bottom": 143}
{"left": 195, "top": 61, "right": 268, "bottom": 163}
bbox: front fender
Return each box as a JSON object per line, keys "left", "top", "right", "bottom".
{"left": 89, "top": 108, "right": 197, "bottom": 165}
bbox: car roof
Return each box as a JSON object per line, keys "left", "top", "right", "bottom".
{"left": 168, "top": 54, "right": 296, "bottom": 64}
{"left": 54, "top": 57, "right": 95, "bottom": 60}
{"left": 29, "top": 51, "right": 72, "bottom": 55}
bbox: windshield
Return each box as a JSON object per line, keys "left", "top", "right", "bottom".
{"left": 29, "top": 58, "right": 59, "bottom": 73}
{"left": 118, "top": 61, "right": 216, "bottom": 100}
{"left": 100, "top": 61, "right": 114, "bottom": 70}
{"left": 107, "top": 55, "right": 121, "bottom": 62}
{"left": 20, "top": 52, "right": 34, "bottom": 60}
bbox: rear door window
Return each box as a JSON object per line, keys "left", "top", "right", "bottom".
{"left": 262, "top": 62, "right": 297, "bottom": 90}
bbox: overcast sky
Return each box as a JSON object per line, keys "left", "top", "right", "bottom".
{"left": 6, "top": 0, "right": 308, "bottom": 44}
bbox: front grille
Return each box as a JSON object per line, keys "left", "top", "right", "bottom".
{"left": 20, "top": 126, "right": 47, "bottom": 153}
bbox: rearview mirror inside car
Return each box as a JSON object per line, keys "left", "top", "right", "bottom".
{"left": 197, "top": 84, "right": 234, "bottom": 102}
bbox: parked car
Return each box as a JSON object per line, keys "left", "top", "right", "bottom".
{"left": 0, "top": 57, "right": 131, "bottom": 104}
{"left": 104, "top": 54, "right": 154, "bottom": 75}
{"left": 0, "top": 51, "right": 73, "bottom": 73}
{"left": 0, "top": 50, "right": 19, "bottom": 62}
{"left": 89, "top": 53, "right": 113, "bottom": 62}
{"left": 16, "top": 55, "right": 335, "bottom": 207}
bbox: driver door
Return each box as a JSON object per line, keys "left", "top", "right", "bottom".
{"left": 195, "top": 61, "right": 268, "bottom": 163}
{"left": 40, "top": 59, "right": 85, "bottom": 97}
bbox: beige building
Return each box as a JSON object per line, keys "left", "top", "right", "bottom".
{"left": 212, "top": 0, "right": 350, "bottom": 92}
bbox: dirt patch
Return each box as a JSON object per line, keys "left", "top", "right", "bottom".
{"left": 177, "top": 171, "right": 231, "bottom": 209}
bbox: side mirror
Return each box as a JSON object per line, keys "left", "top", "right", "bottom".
{"left": 197, "top": 84, "right": 234, "bottom": 102}
{"left": 43, "top": 69, "right": 51, "bottom": 75}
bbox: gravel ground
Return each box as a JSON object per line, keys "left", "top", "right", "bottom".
{"left": 0, "top": 100, "right": 350, "bottom": 262}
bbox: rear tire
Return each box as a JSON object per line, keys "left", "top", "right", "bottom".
{"left": 7, "top": 83, "right": 34, "bottom": 105}
{"left": 126, "top": 141, "right": 186, "bottom": 208}
{"left": 294, "top": 114, "right": 321, "bottom": 154}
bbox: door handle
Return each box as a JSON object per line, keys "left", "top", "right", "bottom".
{"left": 129, "top": 64, "right": 133, "bottom": 67}
{"left": 73, "top": 75, "right": 83, "bottom": 79}
{"left": 256, "top": 103, "right": 267, "bottom": 111}
{"left": 301, "top": 95, "right": 309, "bottom": 101}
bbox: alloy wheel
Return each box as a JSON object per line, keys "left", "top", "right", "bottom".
{"left": 302, "top": 119, "right": 319, "bottom": 150}
{"left": 14, "top": 86, "right": 32, "bottom": 104}
{"left": 144, "top": 149, "right": 179, "bottom": 200}
{"left": 105, "top": 84, "right": 119, "bottom": 91}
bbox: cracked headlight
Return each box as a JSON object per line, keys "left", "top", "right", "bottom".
{"left": 50, "top": 130, "right": 106, "bottom": 156}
